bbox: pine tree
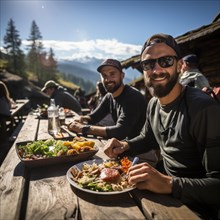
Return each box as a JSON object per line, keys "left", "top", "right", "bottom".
{"left": 26, "top": 20, "right": 44, "bottom": 80}
{"left": 3, "top": 18, "right": 26, "bottom": 77}
{"left": 39, "top": 48, "right": 58, "bottom": 82}
{"left": 47, "top": 48, "right": 58, "bottom": 80}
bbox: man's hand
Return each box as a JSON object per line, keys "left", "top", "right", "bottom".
{"left": 128, "top": 162, "right": 173, "bottom": 194}
{"left": 73, "top": 115, "right": 90, "bottom": 123}
{"left": 104, "top": 138, "right": 129, "bottom": 158}
{"left": 68, "top": 121, "right": 84, "bottom": 134}
{"left": 68, "top": 114, "right": 92, "bottom": 133}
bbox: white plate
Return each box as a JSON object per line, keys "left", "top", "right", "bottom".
{"left": 66, "top": 158, "right": 135, "bottom": 195}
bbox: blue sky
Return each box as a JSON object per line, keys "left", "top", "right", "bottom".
{"left": 1, "top": 0, "right": 220, "bottom": 62}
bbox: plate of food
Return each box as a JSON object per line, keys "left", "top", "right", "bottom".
{"left": 16, "top": 136, "right": 98, "bottom": 167}
{"left": 66, "top": 157, "right": 135, "bottom": 195}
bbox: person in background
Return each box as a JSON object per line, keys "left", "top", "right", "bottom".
{"left": 74, "top": 88, "right": 88, "bottom": 108}
{"left": 68, "top": 58, "right": 147, "bottom": 140}
{"left": 179, "top": 54, "right": 211, "bottom": 90}
{"left": 88, "top": 80, "right": 115, "bottom": 127}
{"left": 0, "top": 81, "right": 14, "bottom": 141}
{"left": 103, "top": 34, "right": 220, "bottom": 219}
{"left": 41, "top": 80, "right": 82, "bottom": 114}
{"left": 88, "top": 81, "right": 107, "bottom": 111}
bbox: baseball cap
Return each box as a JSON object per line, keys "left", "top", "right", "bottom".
{"left": 182, "top": 54, "right": 198, "bottom": 63}
{"left": 141, "top": 33, "right": 181, "bottom": 58}
{"left": 97, "top": 59, "right": 122, "bottom": 73}
{"left": 41, "top": 80, "right": 59, "bottom": 92}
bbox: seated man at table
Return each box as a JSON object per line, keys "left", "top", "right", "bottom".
{"left": 68, "top": 59, "right": 147, "bottom": 140}
{"left": 68, "top": 59, "right": 158, "bottom": 165}
{"left": 41, "top": 80, "right": 82, "bottom": 115}
{"left": 103, "top": 34, "right": 220, "bottom": 219}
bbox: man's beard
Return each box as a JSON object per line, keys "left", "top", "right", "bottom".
{"left": 144, "top": 72, "right": 179, "bottom": 98}
{"left": 104, "top": 81, "right": 122, "bottom": 93}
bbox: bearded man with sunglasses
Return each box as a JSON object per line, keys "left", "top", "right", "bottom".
{"left": 104, "top": 34, "right": 220, "bottom": 219}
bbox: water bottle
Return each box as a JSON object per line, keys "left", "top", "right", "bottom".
{"left": 59, "top": 107, "right": 66, "bottom": 125}
{"left": 47, "top": 99, "right": 61, "bottom": 135}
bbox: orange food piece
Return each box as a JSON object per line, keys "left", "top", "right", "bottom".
{"left": 120, "top": 157, "right": 132, "bottom": 173}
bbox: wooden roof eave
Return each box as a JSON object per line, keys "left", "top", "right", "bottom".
{"left": 176, "top": 19, "right": 220, "bottom": 44}
{"left": 128, "top": 75, "right": 144, "bottom": 86}
{"left": 121, "top": 55, "right": 142, "bottom": 73}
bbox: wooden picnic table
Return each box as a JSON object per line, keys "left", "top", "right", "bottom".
{"left": 10, "top": 99, "right": 30, "bottom": 119}
{"left": 0, "top": 99, "right": 30, "bottom": 141}
{"left": 0, "top": 113, "right": 200, "bottom": 220}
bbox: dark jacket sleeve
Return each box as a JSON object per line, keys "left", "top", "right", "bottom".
{"left": 89, "top": 95, "right": 112, "bottom": 123}
{"left": 124, "top": 108, "right": 160, "bottom": 155}
{"left": 172, "top": 103, "right": 220, "bottom": 208}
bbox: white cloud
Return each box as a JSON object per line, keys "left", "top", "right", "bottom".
{"left": 22, "top": 39, "right": 142, "bottom": 61}
{"left": 0, "top": 46, "right": 7, "bottom": 53}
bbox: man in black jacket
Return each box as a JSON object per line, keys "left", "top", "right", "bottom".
{"left": 104, "top": 34, "right": 220, "bottom": 219}
{"left": 68, "top": 59, "right": 147, "bottom": 140}
{"left": 41, "top": 80, "right": 82, "bottom": 114}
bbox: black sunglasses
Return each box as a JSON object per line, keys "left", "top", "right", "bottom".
{"left": 140, "top": 55, "right": 177, "bottom": 71}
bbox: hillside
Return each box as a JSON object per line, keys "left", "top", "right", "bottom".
{"left": 58, "top": 61, "right": 100, "bottom": 86}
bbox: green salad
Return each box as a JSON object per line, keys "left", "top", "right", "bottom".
{"left": 18, "top": 139, "right": 69, "bottom": 159}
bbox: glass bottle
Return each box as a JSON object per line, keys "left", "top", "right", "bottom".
{"left": 59, "top": 107, "right": 66, "bottom": 125}
{"left": 47, "top": 99, "right": 61, "bottom": 135}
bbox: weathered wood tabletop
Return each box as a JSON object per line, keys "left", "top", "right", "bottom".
{"left": 0, "top": 113, "right": 200, "bottom": 220}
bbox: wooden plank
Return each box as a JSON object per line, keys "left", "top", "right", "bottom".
{"left": 16, "top": 114, "right": 39, "bottom": 143}
{"left": 0, "top": 114, "right": 39, "bottom": 220}
{"left": 77, "top": 190, "right": 145, "bottom": 220}
{"left": 0, "top": 146, "right": 25, "bottom": 220}
{"left": 131, "top": 189, "right": 200, "bottom": 220}
{"left": 37, "top": 118, "right": 52, "bottom": 140}
{"left": 25, "top": 164, "right": 78, "bottom": 220}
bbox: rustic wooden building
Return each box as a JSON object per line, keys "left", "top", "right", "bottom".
{"left": 122, "top": 13, "right": 220, "bottom": 88}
